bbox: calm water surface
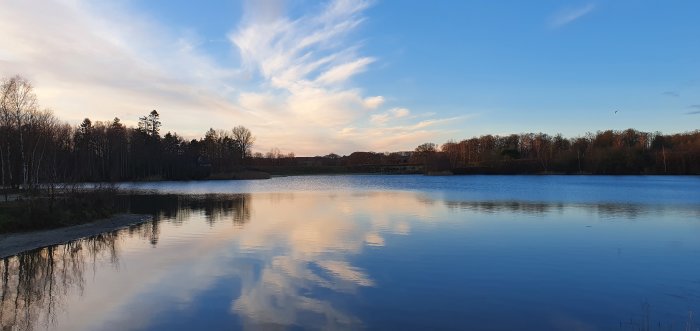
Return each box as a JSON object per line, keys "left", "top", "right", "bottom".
{"left": 2, "top": 175, "right": 700, "bottom": 330}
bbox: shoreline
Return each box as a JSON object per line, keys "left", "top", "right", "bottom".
{"left": 92, "top": 172, "right": 700, "bottom": 184}
{"left": 0, "top": 213, "right": 152, "bottom": 258}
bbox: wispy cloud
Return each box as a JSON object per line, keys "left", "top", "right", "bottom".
{"left": 370, "top": 108, "right": 410, "bottom": 125}
{"left": 338, "top": 115, "right": 474, "bottom": 152}
{"left": 316, "top": 57, "right": 375, "bottom": 85}
{"left": 549, "top": 3, "right": 596, "bottom": 28}
{"left": 663, "top": 91, "right": 680, "bottom": 97}
{"left": 0, "top": 0, "right": 243, "bottom": 136}
{"left": 227, "top": 0, "right": 462, "bottom": 154}
{"left": 362, "top": 96, "right": 385, "bottom": 109}
{"left": 0, "top": 0, "right": 462, "bottom": 155}
{"left": 686, "top": 105, "right": 700, "bottom": 115}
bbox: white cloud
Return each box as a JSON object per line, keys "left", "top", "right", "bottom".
{"left": 0, "top": 0, "right": 463, "bottom": 155}
{"left": 369, "top": 113, "right": 390, "bottom": 125}
{"left": 230, "top": 0, "right": 371, "bottom": 89}
{"left": 227, "top": 0, "right": 467, "bottom": 155}
{"left": 362, "top": 96, "right": 385, "bottom": 109}
{"left": 315, "top": 57, "right": 375, "bottom": 85}
{"left": 370, "top": 107, "right": 411, "bottom": 125}
{"left": 0, "top": 0, "right": 245, "bottom": 133}
{"left": 339, "top": 127, "right": 356, "bottom": 135}
{"left": 550, "top": 3, "right": 596, "bottom": 28}
{"left": 389, "top": 107, "right": 410, "bottom": 118}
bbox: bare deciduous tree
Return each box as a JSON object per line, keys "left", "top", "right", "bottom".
{"left": 231, "top": 125, "right": 255, "bottom": 160}
{"left": 1, "top": 76, "right": 39, "bottom": 188}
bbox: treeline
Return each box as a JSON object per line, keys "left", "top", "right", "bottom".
{"left": 0, "top": 75, "right": 255, "bottom": 188}
{"left": 2, "top": 74, "right": 699, "bottom": 186}
{"left": 248, "top": 131, "right": 700, "bottom": 175}
{"left": 436, "top": 130, "right": 700, "bottom": 174}
{"left": 325, "top": 131, "right": 700, "bottom": 175}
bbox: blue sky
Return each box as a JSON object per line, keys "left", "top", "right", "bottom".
{"left": 1, "top": 0, "right": 699, "bottom": 155}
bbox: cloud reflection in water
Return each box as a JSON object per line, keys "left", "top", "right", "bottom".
{"left": 1, "top": 191, "right": 698, "bottom": 330}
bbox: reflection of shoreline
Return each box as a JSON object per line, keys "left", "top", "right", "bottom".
{"left": 0, "top": 214, "right": 152, "bottom": 259}
{"left": 0, "top": 215, "right": 183, "bottom": 331}
{"left": 3, "top": 193, "right": 695, "bottom": 259}
{"left": 0, "top": 194, "right": 255, "bottom": 331}
{"left": 122, "top": 193, "right": 252, "bottom": 227}
{"left": 2, "top": 191, "right": 697, "bottom": 330}
{"left": 442, "top": 199, "right": 700, "bottom": 218}
{"left": 0, "top": 233, "right": 123, "bottom": 331}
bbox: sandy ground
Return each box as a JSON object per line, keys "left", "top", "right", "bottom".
{"left": 0, "top": 214, "right": 152, "bottom": 258}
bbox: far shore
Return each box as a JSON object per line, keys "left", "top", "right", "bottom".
{"left": 0, "top": 213, "right": 152, "bottom": 258}
{"left": 112, "top": 171, "right": 698, "bottom": 182}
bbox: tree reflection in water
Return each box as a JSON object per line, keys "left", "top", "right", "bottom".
{"left": 0, "top": 193, "right": 252, "bottom": 331}
{"left": 122, "top": 193, "right": 251, "bottom": 229}
{"left": 442, "top": 200, "right": 700, "bottom": 218}
{"left": 0, "top": 234, "right": 119, "bottom": 331}
{"left": 1, "top": 192, "right": 695, "bottom": 331}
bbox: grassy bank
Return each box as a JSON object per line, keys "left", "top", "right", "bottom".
{"left": 0, "top": 187, "right": 119, "bottom": 233}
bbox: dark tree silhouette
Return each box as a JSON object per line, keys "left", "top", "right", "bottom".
{"left": 1, "top": 74, "right": 699, "bottom": 188}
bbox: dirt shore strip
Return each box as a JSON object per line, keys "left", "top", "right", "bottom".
{"left": 0, "top": 214, "right": 152, "bottom": 258}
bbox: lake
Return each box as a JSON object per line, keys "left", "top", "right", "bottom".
{"left": 2, "top": 175, "right": 700, "bottom": 330}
